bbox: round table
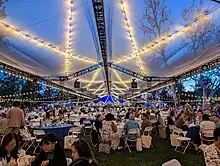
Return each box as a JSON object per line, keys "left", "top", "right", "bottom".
{"left": 33, "top": 124, "right": 72, "bottom": 139}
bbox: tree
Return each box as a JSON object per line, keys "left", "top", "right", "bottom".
{"left": 0, "top": 74, "right": 24, "bottom": 96}
{"left": 140, "top": 0, "right": 172, "bottom": 66}
{"left": 181, "top": 0, "right": 220, "bottom": 54}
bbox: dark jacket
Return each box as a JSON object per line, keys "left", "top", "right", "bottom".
{"left": 69, "top": 158, "right": 89, "bottom": 166}
{"left": 32, "top": 144, "right": 67, "bottom": 166}
{"left": 70, "top": 158, "right": 98, "bottom": 166}
{"left": 167, "top": 116, "right": 175, "bottom": 125}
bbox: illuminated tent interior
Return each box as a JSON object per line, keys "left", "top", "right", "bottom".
{"left": 0, "top": 0, "right": 220, "bottom": 101}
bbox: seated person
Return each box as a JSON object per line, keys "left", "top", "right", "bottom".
{"left": 200, "top": 114, "right": 216, "bottom": 139}
{"left": 0, "top": 133, "right": 18, "bottom": 165}
{"left": 32, "top": 134, "right": 67, "bottom": 166}
{"left": 100, "top": 113, "right": 119, "bottom": 150}
{"left": 167, "top": 111, "right": 175, "bottom": 126}
{"left": 124, "top": 114, "right": 140, "bottom": 139}
{"left": 211, "top": 113, "right": 220, "bottom": 128}
{"left": 140, "top": 113, "right": 151, "bottom": 135}
{"left": 195, "top": 110, "right": 203, "bottom": 125}
{"left": 203, "top": 128, "right": 220, "bottom": 166}
{"left": 175, "top": 113, "right": 188, "bottom": 131}
{"left": 70, "top": 139, "right": 99, "bottom": 166}
{"left": 0, "top": 113, "right": 8, "bottom": 134}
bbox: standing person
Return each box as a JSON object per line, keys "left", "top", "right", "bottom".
{"left": 92, "top": 114, "right": 102, "bottom": 147}
{"left": 6, "top": 101, "right": 25, "bottom": 134}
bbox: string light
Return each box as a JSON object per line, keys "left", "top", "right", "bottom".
{"left": 112, "top": 69, "right": 129, "bottom": 90}
{"left": 64, "top": 0, "right": 76, "bottom": 74}
{"left": 114, "top": 7, "right": 220, "bottom": 64}
{"left": 93, "top": 83, "right": 105, "bottom": 94}
{"left": 85, "top": 68, "right": 101, "bottom": 90}
{"left": 112, "top": 83, "right": 126, "bottom": 93}
{"left": 118, "top": 0, "right": 146, "bottom": 74}
{"left": 112, "top": 89, "right": 119, "bottom": 96}
{"left": 98, "top": 90, "right": 106, "bottom": 97}
{"left": 0, "top": 21, "right": 97, "bottom": 64}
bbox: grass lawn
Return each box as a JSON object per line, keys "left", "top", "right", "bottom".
{"left": 92, "top": 136, "right": 205, "bottom": 166}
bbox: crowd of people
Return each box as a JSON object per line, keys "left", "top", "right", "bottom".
{"left": 0, "top": 101, "right": 219, "bottom": 165}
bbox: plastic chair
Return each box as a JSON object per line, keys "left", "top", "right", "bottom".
{"left": 33, "top": 130, "right": 46, "bottom": 153}
{"left": 124, "top": 129, "right": 139, "bottom": 153}
{"left": 162, "top": 159, "right": 181, "bottom": 166}
{"left": 173, "top": 128, "right": 191, "bottom": 154}
{"left": 83, "top": 120, "right": 92, "bottom": 135}
{"left": 66, "top": 158, "right": 72, "bottom": 166}
{"left": 143, "top": 126, "right": 153, "bottom": 136}
{"left": 68, "top": 127, "right": 81, "bottom": 136}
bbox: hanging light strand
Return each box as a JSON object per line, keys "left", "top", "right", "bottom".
{"left": 112, "top": 83, "right": 126, "bottom": 93}
{"left": 64, "top": 0, "right": 76, "bottom": 74}
{"left": 85, "top": 69, "right": 101, "bottom": 90}
{"left": 112, "top": 69, "right": 129, "bottom": 89}
{"left": 0, "top": 22, "right": 97, "bottom": 64}
{"left": 118, "top": 0, "right": 146, "bottom": 74}
{"left": 93, "top": 83, "right": 105, "bottom": 94}
{"left": 114, "top": 6, "right": 219, "bottom": 64}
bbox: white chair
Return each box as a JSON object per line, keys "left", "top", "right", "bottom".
{"left": 162, "top": 159, "right": 181, "bottom": 166}
{"left": 173, "top": 128, "right": 191, "bottom": 154}
{"left": 143, "top": 126, "right": 153, "bottom": 136}
{"left": 124, "top": 129, "right": 139, "bottom": 153}
{"left": 20, "top": 128, "right": 37, "bottom": 153}
{"left": 33, "top": 130, "right": 46, "bottom": 153}
{"left": 83, "top": 120, "right": 92, "bottom": 135}
{"left": 201, "top": 129, "right": 215, "bottom": 145}
{"left": 66, "top": 158, "right": 72, "bottom": 166}
{"left": 68, "top": 127, "right": 81, "bottom": 136}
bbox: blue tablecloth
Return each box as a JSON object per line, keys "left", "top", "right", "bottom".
{"left": 33, "top": 124, "right": 72, "bottom": 139}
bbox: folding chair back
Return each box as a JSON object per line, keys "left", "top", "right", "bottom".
{"left": 143, "top": 126, "right": 153, "bottom": 136}
{"left": 126, "top": 129, "right": 139, "bottom": 141}
{"left": 68, "top": 127, "right": 81, "bottom": 136}
{"left": 33, "top": 130, "right": 46, "bottom": 137}
{"left": 83, "top": 120, "right": 92, "bottom": 126}
{"left": 162, "top": 159, "right": 181, "bottom": 166}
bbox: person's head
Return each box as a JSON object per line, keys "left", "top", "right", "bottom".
{"left": 211, "top": 111, "right": 217, "bottom": 117}
{"left": 2, "top": 133, "right": 18, "bottom": 154}
{"left": 1, "top": 113, "right": 6, "bottom": 118}
{"left": 71, "top": 139, "right": 94, "bottom": 161}
{"left": 178, "top": 113, "right": 185, "bottom": 120}
{"left": 213, "top": 128, "right": 220, "bottom": 145}
{"left": 129, "top": 114, "right": 135, "bottom": 120}
{"left": 202, "top": 114, "right": 210, "bottom": 121}
{"left": 41, "top": 134, "right": 57, "bottom": 153}
{"left": 96, "top": 114, "right": 101, "bottom": 121}
{"left": 141, "top": 113, "right": 148, "bottom": 121}
{"left": 197, "top": 110, "right": 203, "bottom": 117}
{"left": 49, "top": 111, "right": 54, "bottom": 116}
{"left": 170, "top": 111, "right": 175, "bottom": 117}
{"left": 105, "top": 113, "right": 114, "bottom": 121}
{"left": 13, "top": 101, "right": 21, "bottom": 107}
